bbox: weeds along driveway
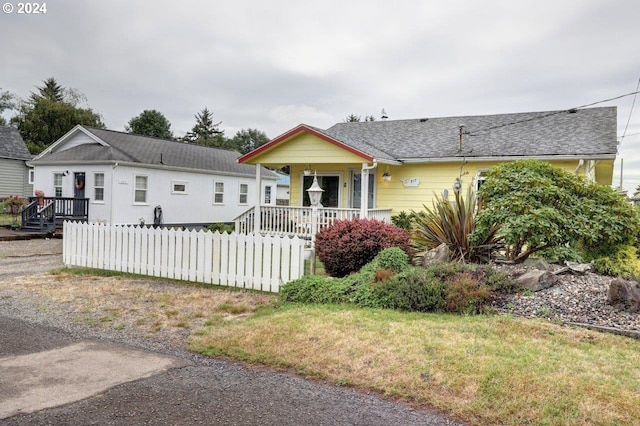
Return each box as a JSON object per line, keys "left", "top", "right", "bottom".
{"left": 0, "top": 239, "right": 462, "bottom": 426}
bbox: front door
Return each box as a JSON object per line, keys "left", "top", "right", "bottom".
{"left": 350, "top": 171, "right": 374, "bottom": 209}
{"left": 73, "top": 172, "right": 85, "bottom": 217}
{"left": 302, "top": 175, "right": 340, "bottom": 207}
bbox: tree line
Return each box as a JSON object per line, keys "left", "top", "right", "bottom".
{"left": 0, "top": 78, "right": 270, "bottom": 155}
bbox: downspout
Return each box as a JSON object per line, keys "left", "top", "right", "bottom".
{"left": 110, "top": 162, "right": 118, "bottom": 224}
{"left": 574, "top": 159, "right": 584, "bottom": 174}
{"left": 360, "top": 161, "right": 377, "bottom": 218}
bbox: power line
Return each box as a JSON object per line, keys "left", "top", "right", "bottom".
{"left": 619, "top": 78, "right": 640, "bottom": 146}
{"left": 467, "top": 89, "right": 640, "bottom": 136}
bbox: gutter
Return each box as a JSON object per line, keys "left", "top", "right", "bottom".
{"left": 400, "top": 154, "right": 616, "bottom": 164}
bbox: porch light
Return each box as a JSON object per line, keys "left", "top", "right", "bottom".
{"left": 307, "top": 173, "right": 324, "bottom": 207}
{"left": 453, "top": 177, "right": 462, "bottom": 193}
{"left": 382, "top": 168, "right": 391, "bottom": 182}
{"left": 303, "top": 164, "right": 312, "bottom": 176}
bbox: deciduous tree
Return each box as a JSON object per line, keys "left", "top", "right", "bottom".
{"left": 230, "top": 128, "right": 269, "bottom": 154}
{"left": 125, "top": 109, "right": 173, "bottom": 139}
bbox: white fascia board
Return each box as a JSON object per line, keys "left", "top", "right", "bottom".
{"left": 399, "top": 154, "right": 616, "bottom": 164}
{"left": 31, "top": 125, "right": 107, "bottom": 160}
{"left": 111, "top": 161, "right": 279, "bottom": 180}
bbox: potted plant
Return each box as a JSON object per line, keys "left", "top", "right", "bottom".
{"left": 35, "top": 190, "right": 44, "bottom": 206}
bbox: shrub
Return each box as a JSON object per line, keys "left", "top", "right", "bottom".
{"left": 315, "top": 218, "right": 413, "bottom": 277}
{"left": 280, "top": 275, "right": 353, "bottom": 304}
{"left": 207, "top": 222, "right": 235, "bottom": 233}
{"left": 391, "top": 211, "right": 414, "bottom": 231}
{"left": 373, "top": 247, "right": 410, "bottom": 272}
{"left": 474, "top": 159, "right": 640, "bottom": 263}
{"left": 444, "top": 272, "right": 492, "bottom": 314}
{"left": 412, "top": 188, "right": 503, "bottom": 263}
{"left": 373, "top": 267, "right": 447, "bottom": 312}
{"left": 588, "top": 245, "right": 640, "bottom": 278}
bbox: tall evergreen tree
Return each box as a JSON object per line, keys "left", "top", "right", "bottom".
{"left": 182, "top": 107, "right": 227, "bottom": 148}
{"left": 11, "top": 78, "right": 104, "bottom": 154}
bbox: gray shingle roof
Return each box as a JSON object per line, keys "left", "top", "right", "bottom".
{"left": 324, "top": 107, "right": 617, "bottom": 160}
{"left": 0, "top": 126, "right": 32, "bottom": 160}
{"left": 32, "top": 127, "right": 273, "bottom": 178}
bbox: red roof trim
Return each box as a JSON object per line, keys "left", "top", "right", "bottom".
{"left": 237, "top": 124, "right": 373, "bottom": 163}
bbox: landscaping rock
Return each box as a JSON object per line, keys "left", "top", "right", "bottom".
{"left": 608, "top": 279, "right": 640, "bottom": 313}
{"left": 523, "top": 258, "right": 550, "bottom": 271}
{"left": 516, "top": 270, "right": 559, "bottom": 292}
{"left": 421, "top": 243, "right": 450, "bottom": 268}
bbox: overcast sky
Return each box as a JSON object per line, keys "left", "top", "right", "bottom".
{"left": 2, "top": 0, "right": 639, "bottom": 192}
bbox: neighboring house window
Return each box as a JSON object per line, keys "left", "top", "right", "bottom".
{"left": 475, "top": 170, "right": 488, "bottom": 192}
{"left": 28, "top": 169, "right": 34, "bottom": 185}
{"left": 172, "top": 180, "right": 188, "bottom": 194}
{"left": 94, "top": 173, "right": 104, "bottom": 201}
{"left": 134, "top": 175, "right": 148, "bottom": 203}
{"left": 214, "top": 181, "right": 224, "bottom": 204}
{"left": 54, "top": 173, "right": 63, "bottom": 197}
{"left": 239, "top": 183, "right": 248, "bottom": 204}
{"left": 264, "top": 186, "right": 272, "bottom": 204}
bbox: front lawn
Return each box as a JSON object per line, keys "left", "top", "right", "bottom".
{"left": 190, "top": 304, "right": 640, "bottom": 426}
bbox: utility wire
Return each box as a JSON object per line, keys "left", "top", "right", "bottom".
{"left": 467, "top": 89, "right": 640, "bottom": 136}
{"left": 619, "top": 78, "right": 640, "bottom": 146}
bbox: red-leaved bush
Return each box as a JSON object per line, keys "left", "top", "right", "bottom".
{"left": 315, "top": 218, "right": 413, "bottom": 277}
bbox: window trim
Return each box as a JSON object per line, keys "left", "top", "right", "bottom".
{"left": 213, "top": 180, "right": 225, "bottom": 205}
{"left": 474, "top": 169, "right": 489, "bottom": 193}
{"left": 239, "top": 183, "right": 249, "bottom": 205}
{"left": 134, "top": 174, "right": 149, "bottom": 205}
{"left": 53, "top": 172, "right": 63, "bottom": 198}
{"left": 94, "top": 172, "right": 105, "bottom": 203}
{"left": 28, "top": 168, "right": 34, "bottom": 185}
{"left": 171, "top": 180, "right": 188, "bottom": 195}
{"left": 264, "top": 185, "right": 272, "bottom": 205}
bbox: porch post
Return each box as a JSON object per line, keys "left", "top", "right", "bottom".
{"left": 360, "top": 163, "right": 369, "bottom": 218}
{"left": 255, "top": 163, "right": 262, "bottom": 233}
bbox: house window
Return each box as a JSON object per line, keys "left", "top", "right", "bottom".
{"left": 264, "top": 186, "right": 272, "bottom": 204}
{"left": 239, "top": 183, "right": 248, "bottom": 204}
{"left": 302, "top": 175, "right": 340, "bottom": 207}
{"left": 214, "top": 181, "right": 224, "bottom": 204}
{"left": 475, "top": 170, "right": 488, "bottom": 192}
{"left": 54, "top": 173, "right": 63, "bottom": 197}
{"left": 134, "top": 175, "right": 148, "bottom": 203}
{"left": 94, "top": 173, "right": 104, "bottom": 201}
{"left": 172, "top": 180, "right": 188, "bottom": 194}
{"left": 28, "top": 169, "right": 34, "bottom": 185}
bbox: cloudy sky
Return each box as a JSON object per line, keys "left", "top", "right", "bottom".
{"left": 2, "top": 0, "right": 639, "bottom": 191}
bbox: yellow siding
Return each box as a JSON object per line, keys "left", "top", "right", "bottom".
{"left": 285, "top": 156, "right": 614, "bottom": 215}
{"left": 249, "top": 133, "right": 366, "bottom": 165}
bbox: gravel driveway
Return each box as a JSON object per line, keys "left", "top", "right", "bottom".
{"left": 0, "top": 239, "right": 462, "bottom": 426}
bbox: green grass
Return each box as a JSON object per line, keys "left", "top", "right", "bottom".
{"left": 0, "top": 212, "right": 19, "bottom": 226}
{"left": 189, "top": 304, "right": 640, "bottom": 426}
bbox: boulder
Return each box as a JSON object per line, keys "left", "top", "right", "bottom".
{"left": 422, "top": 243, "right": 450, "bottom": 267}
{"left": 608, "top": 279, "right": 640, "bottom": 313}
{"left": 523, "top": 257, "right": 550, "bottom": 271}
{"left": 516, "top": 270, "right": 559, "bottom": 292}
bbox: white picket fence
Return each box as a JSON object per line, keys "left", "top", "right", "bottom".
{"left": 62, "top": 221, "right": 306, "bottom": 292}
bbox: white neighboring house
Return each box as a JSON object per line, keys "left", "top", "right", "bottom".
{"left": 28, "top": 125, "right": 277, "bottom": 226}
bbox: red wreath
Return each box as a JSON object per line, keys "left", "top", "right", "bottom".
{"left": 75, "top": 177, "right": 85, "bottom": 190}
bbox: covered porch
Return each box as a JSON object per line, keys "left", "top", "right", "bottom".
{"left": 234, "top": 204, "right": 392, "bottom": 239}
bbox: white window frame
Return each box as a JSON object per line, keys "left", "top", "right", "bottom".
{"left": 264, "top": 185, "right": 272, "bottom": 205}
{"left": 94, "top": 172, "right": 105, "bottom": 202}
{"left": 239, "top": 183, "right": 248, "bottom": 205}
{"left": 474, "top": 169, "right": 489, "bottom": 193}
{"left": 28, "top": 168, "right": 34, "bottom": 185}
{"left": 171, "top": 180, "right": 188, "bottom": 195}
{"left": 213, "top": 181, "right": 224, "bottom": 205}
{"left": 134, "top": 174, "right": 149, "bottom": 204}
{"left": 54, "top": 173, "right": 63, "bottom": 198}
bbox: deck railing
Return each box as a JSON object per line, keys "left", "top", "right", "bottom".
{"left": 234, "top": 206, "right": 392, "bottom": 239}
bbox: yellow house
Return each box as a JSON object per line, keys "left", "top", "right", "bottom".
{"left": 237, "top": 107, "right": 617, "bottom": 237}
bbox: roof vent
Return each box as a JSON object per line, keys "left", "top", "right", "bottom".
{"left": 381, "top": 108, "right": 388, "bottom": 120}
{"left": 568, "top": 108, "right": 578, "bottom": 114}
{"left": 419, "top": 118, "right": 429, "bottom": 122}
